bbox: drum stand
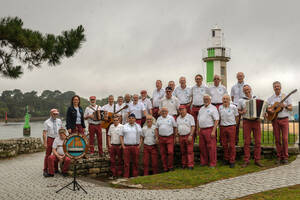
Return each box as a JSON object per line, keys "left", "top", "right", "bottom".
{"left": 56, "top": 159, "right": 87, "bottom": 194}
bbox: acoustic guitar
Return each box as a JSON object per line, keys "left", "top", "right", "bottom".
{"left": 266, "top": 89, "right": 297, "bottom": 121}
{"left": 101, "top": 105, "right": 128, "bottom": 129}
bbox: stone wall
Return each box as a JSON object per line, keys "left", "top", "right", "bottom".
{"left": 0, "top": 137, "right": 44, "bottom": 158}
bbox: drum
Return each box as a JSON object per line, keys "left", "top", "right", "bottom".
{"left": 244, "top": 99, "right": 268, "bottom": 120}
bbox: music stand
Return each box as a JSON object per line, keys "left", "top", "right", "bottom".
{"left": 56, "top": 159, "right": 87, "bottom": 194}
{"left": 56, "top": 132, "right": 89, "bottom": 194}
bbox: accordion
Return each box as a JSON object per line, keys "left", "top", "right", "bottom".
{"left": 244, "top": 99, "right": 268, "bottom": 120}
{"left": 93, "top": 110, "right": 105, "bottom": 121}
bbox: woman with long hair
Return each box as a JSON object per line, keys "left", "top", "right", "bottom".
{"left": 66, "top": 95, "right": 86, "bottom": 134}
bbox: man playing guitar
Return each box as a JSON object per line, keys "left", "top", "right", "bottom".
{"left": 267, "top": 81, "right": 293, "bottom": 164}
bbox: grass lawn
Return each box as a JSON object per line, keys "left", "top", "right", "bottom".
{"left": 125, "top": 156, "right": 296, "bottom": 190}
{"left": 235, "top": 184, "right": 300, "bottom": 200}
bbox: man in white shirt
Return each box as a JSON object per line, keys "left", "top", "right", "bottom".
{"left": 141, "top": 115, "right": 158, "bottom": 175}
{"left": 168, "top": 80, "right": 176, "bottom": 93}
{"left": 116, "top": 96, "right": 127, "bottom": 124}
{"left": 84, "top": 96, "right": 103, "bottom": 156}
{"left": 128, "top": 94, "right": 146, "bottom": 126}
{"left": 238, "top": 85, "right": 263, "bottom": 168}
{"left": 120, "top": 113, "right": 142, "bottom": 178}
{"left": 267, "top": 81, "right": 293, "bottom": 164}
{"left": 230, "top": 72, "right": 246, "bottom": 145}
{"left": 208, "top": 74, "right": 228, "bottom": 110}
{"left": 156, "top": 107, "right": 177, "bottom": 172}
{"left": 219, "top": 94, "right": 239, "bottom": 168}
{"left": 108, "top": 115, "right": 124, "bottom": 178}
{"left": 159, "top": 87, "right": 180, "bottom": 119}
{"left": 230, "top": 72, "right": 246, "bottom": 105}
{"left": 103, "top": 95, "right": 116, "bottom": 148}
{"left": 139, "top": 90, "right": 153, "bottom": 126}
{"left": 123, "top": 94, "right": 132, "bottom": 124}
{"left": 152, "top": 80, "right": 165, "bottom": 119}
{"left": 197, "top": 95, "right": 219, "bottom": 167}
{"left": 46, "top": 128, "right": 71, "bottom": 177}
{"left": 174, "top": 76, "right": 192, "bottom": 113}
{"left": 42, "top": 108, "right": 62, "bottom": 177}
{"left": 191, "top": 74, "right": 208, "bottom": 123}
{"left": 176, "top": 105, "right": 195, "bottom": 170}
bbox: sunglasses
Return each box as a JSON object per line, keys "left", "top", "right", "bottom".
{"left": 214, "top": 78, "right": 220, "bottom": 80}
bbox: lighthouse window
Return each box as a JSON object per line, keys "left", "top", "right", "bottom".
{"left": 212, "top": 30, "right": 215, "bottom": 37}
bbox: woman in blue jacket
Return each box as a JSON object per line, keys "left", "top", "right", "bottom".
{"left": 66, "top": 95, "right": 86, "bottom": 134}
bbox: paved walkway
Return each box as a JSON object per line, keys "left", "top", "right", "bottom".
{"left": 1, "top": 152, "right": 300, "bottom": 200}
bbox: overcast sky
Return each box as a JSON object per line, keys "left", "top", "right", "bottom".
{"left": 0, "top": 0, "right": 299, "bottom": 104}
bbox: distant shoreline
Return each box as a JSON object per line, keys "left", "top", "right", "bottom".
{"left": 0, "top": 116, "right": 48, "bottom": 123}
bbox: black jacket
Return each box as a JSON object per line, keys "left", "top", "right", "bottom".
{"left": 66, "top": 106, "right": 86, "bottom": 130}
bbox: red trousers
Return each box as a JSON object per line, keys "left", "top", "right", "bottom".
{"left": 89, "top": 124, "right": 103, "bottom": 155}
{"left": 159, "top": 135, "right": 174, "bottom": 170}
{"left": 72, "top": 124, "right": 84, "bottom": 134}
{"left": 109, "top": 144, "right": 123, "bottom": 177}
{"left": 243, "top": 120, "right": 261, "bottom": 163}
{"left": 143, "top": 144, "right": 158, "bottom": 175}
{"left": 179, "top": 135, "right": 194, "bottom": 167}
{"left": 136, "top": 119, "right": 142, "bottom": 126}
{"left": 199, "top": 127, "right": 217, "bottom": 167}
{"left": 48, "top": 154, "right": 71, "bottom": 175}
{"left": 272, "top": 118, "right": 289, "bottom": 160}
{"left": 191, "top": 106, "right": 202, "bottom": 123}
{"left": 152, "top": 107, "right": 160, "bottom": 119}
{"left": 123, "top": 145, "right": 139, "bottom": 178}
{"left": 220, "top": 125, "right": 236, "bottom": 164}
{"left": 44, "top": 137, "right": 55, "bottom": 172}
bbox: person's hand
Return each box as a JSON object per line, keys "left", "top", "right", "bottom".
{"left": 138, "top": 144, "right": 141, "bottom": 149}
{"left": 156, "top": 138, "right": 159, "bottom": 144}
{"left": 58, "top": 155, "right": 64, "bottom": 163}
{"left": 188, "top": 135, "right": 193, "bottom": 143}
{"left": 211, "top": 131, "right": 216, "bottom": 138}
{"left": 122, "top": 145, "right": 126, "bottom": 149}
{"left": 175, "top": 136, "right": 179, "bottom": 144}
{"left": 279, "top": 103, "right": 286, "bottom": 109}
{"left": 108, "top": 144, "right": 112, "bottom": 149}
{"left": 68, "top": 129, "right": 72, "bottom": 134}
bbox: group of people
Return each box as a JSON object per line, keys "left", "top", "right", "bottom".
{"left": 42, "top": 72, "right": 293, "bottom": 179}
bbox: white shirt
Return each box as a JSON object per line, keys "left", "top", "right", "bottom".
{"left": 43, "top": 117, "right": 62, "bottom": 138}
{"left": 84, "top": 105, "right": 102, "bottom": 125}
{"left": 198, "top": 104, "right": 219, "bottom": 128}
{"left": 156, "top": 115, "right": 177, "bottom": 136}
{"left": 191, "top": 84, "right": 208, "bottom": 106}
{"left": 108, "top": 124, "right": 123, "bottom": 145}
{"left": 120, "top": 123, "right": 142, "bottom": 145}
{"left": 159, "top": 96, "right": 180, "bottom": 115}
{"left": 152, "top": 88, "right": 165, "bottom": 107}
{"left": 267, "top": 93, "right": 292, "bottom": 118}
{"left": 219, "top": 104, "right": 239, "bottom": 126}
{"left": 208, "top": 84, "right": 228, "bottom": 104}
{"left": 75, "top": 107, "right": 81, "bottom": 124}
{"left": 52, "top": 137, "right": 65, "bottom": 156}
{"left": 142, "top": 125, "right": 157, "bottom": 145}
{"left": 121, "top": 101, "right": 132, "bottom": 124}
{"left": 230, "top": 82, "right": 246, "bottom": 105}
{"left": 102, "top": 104, "right": 115, "bottom": 113}
{"left": 139, "top": 98, "right": 153, "bottom": 117}
{"left": 176, "top": 113, "right": 195, "bottom": 136}
{"left": 128, "top": 102, "right": 146, "bottom": 119}
{"left": 174, "top": 86, "right": 192, "bottom": 104}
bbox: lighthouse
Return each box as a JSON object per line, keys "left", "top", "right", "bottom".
{"left": 202, "top": 25, "right": 230, "bottom": 88}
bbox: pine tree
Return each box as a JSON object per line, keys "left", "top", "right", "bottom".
{"left": 0, "top": 17, "right": 85, "bottom": 78}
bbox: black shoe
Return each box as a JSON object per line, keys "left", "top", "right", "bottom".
{"left": 169, "top": 168, "right": 174, "bottom": 171}
{"left": 163, "top": 169, "right": 169, "bottom": 173}
{"left": 229, "top": 163, "right": 235, "bottom": 168}
{"left": 188, "top": 167, "right": 194, "bottom": 170}
{"left": 182, "top": 166, "right": 187, "bottom": 169}
{"left": 62, "top": 173, "right": 68, "bottom": 177}
{"left": 281, "top": 159, "right": 289, "bottom": 165}
{"left": 275, "top": 159, "right": 281, "bottom": 165}
{"left": 43, "top": 172, "right": 54, "bottom": 177}
{"left": 223, "top": 160, "right": 229, "bottom": 165}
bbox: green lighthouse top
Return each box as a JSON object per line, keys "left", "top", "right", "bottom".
{"left": 24, "top": 106, "right": 31, "bottom": 129}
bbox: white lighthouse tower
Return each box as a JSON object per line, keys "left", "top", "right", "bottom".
{"left": 202, "top": 25, "right": 230, "bottom": 88}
